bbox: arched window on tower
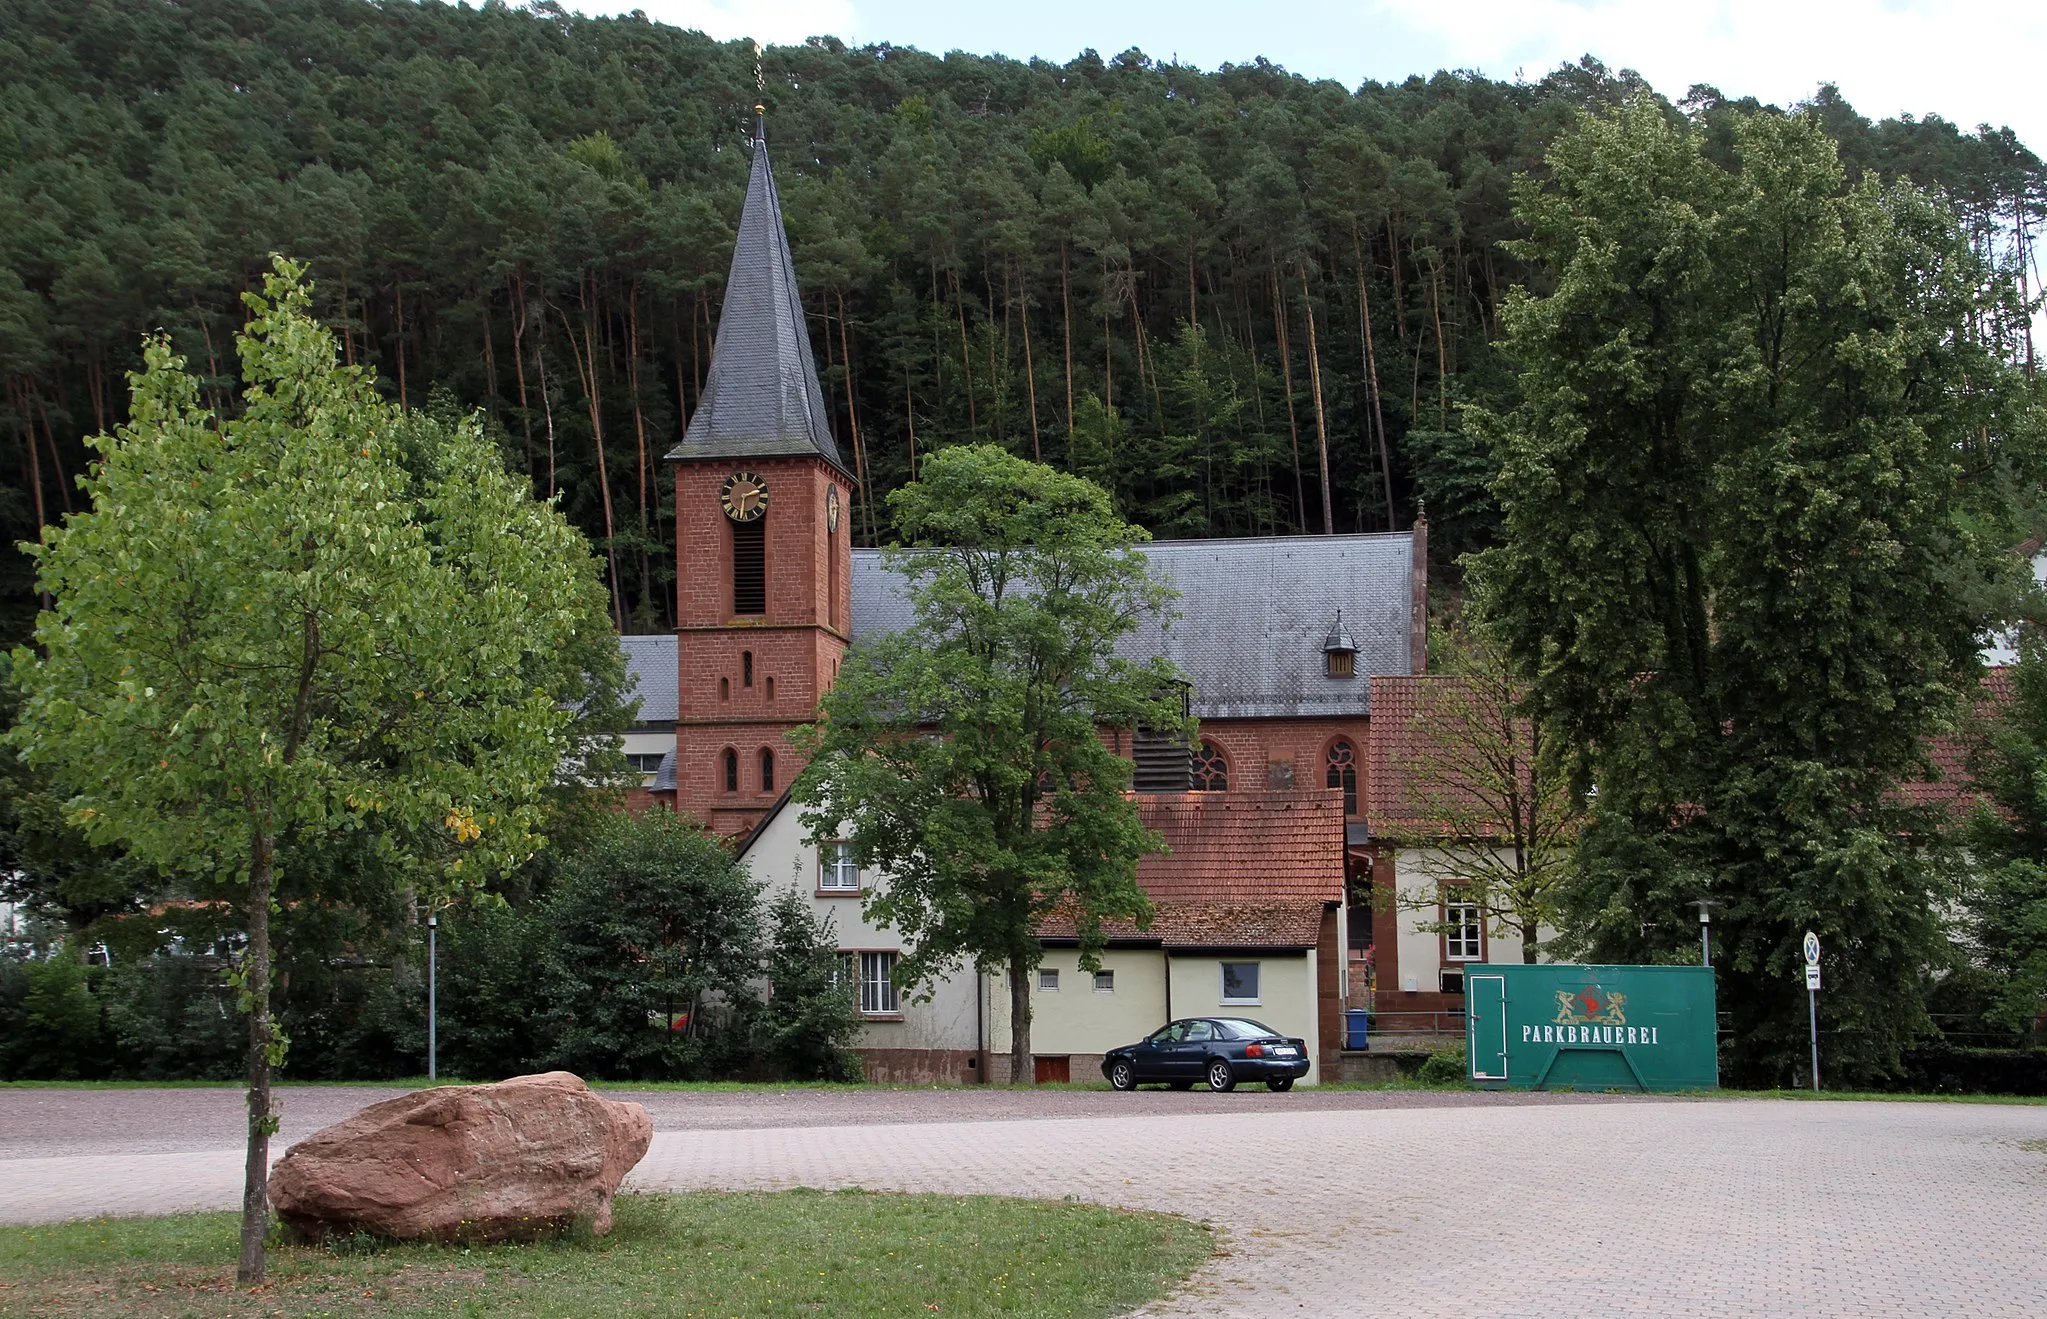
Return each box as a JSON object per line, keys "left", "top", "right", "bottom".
{"left": 1192, "top": 740, "right": 1229, "bottom": 792}
{"left": 742, "top": 651, "right": 753, "bottom": 687}
{"left": 722, "top": 748, "right": 739, "bottom": 794}
{"left": 1326, "top": 738, "right": 1358, "bottom": 816}
{"left": 759, "top": 747, "right": 776, "bottom": 793}
{"left": 719, "top": 676, "right": 730, "bottom": 701}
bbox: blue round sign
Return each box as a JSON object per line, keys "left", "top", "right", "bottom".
{"left": 1803, "top": 931, "right": 1822, "bottom": 966}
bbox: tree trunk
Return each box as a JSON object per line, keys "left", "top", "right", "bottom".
{"left": 1522, "top": 919, "right": 1540, "bottom": 965}
{"left": 394, "top": 279, "right": 407, "bottom": 409}
{"left": 1015, "top": 263, "right": 1042, "bottom": 461}
{"left": 627, "top": 285, "right": 653, "bottom": 621}
{"left": 236, "top": 828, "right": 277, "bottom": 1285}
{"left": 951, "top": 268, "right": 976, "bottom": 433}
{"left": 1298, "top": 264, "right": 1334, "bottom": 536}
{"left": 561, "top": 287, "right": 625, "bottom": 631}
{"left": 835, "top": 291, "right": 875, "bottom": 545}
{"left": 1271, "top": 266, "right": 1307, "bottom": 533}
{"left": 510, "top": 273, "right": 534, "bottom": 481}
{"left": 1060, "top": 242, "right": 1075, "bottom": 436}
{"left": 1352, "top": 226, "right": 1395, "bottom": 532}
{"left": 1008, "top": 958, "right": 1032, "bottom": 1085}
{"left": 1429, "top": 259, "right": 1449, "bottom": 430}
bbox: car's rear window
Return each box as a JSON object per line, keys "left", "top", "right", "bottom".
{"left": 1214, "top": 1018, "right": 1282, "bottom": 1039}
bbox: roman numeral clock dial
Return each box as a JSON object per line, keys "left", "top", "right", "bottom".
{"left": 719, "top": 470, "right": 768, "bottom": 521}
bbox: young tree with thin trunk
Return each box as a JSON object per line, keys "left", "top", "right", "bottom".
{"left": 793, "top": 446, "right": 1187, "bottom": 1083}
{"left": 1392, "top": 625, "right": 1583, "bottom": 962}
{"left": 9, "top": 261, "right": 618, "bottom": 1281}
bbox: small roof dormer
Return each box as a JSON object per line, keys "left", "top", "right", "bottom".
{"left": 1323, "top": 611, "right": 1357, "bottom": 679}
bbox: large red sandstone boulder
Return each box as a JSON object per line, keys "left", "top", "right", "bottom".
{"left": 268, "top": 1071, "right": 652, "bottom": 1242}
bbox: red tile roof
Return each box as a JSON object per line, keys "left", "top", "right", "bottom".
{"left": 1132, "top": 790, "right": 1345, "bottom": 901}
{"left": 1896, "top": 667, "right": 2014, "bottom": 814}
{"left": 1032, "top": 790, "right": 1343, "bottom": 950}
{"left": 1038, "top": 899, "right": 1329, "bottom": 949}
{"left": 1366, "top": 674, "right": 1540, "bottom": 841}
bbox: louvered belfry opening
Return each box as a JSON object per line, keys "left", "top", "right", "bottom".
{"left": 732, "top": 518, "right": 766, "bottom": 614}
{"left": 1132, "top": 729, "right": 1194, "bottom": 792}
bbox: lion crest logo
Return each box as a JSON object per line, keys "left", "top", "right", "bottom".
{"left": 1553, "top": 986, "right": 1627, "bottom": 1026}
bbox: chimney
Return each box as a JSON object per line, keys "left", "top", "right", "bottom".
{"left": 1410, "top": 508, "right": 1428, "bottom": 674}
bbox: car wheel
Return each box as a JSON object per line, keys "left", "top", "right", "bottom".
{"left": 1108, "top": 1060, "right": 1137, "bottom": 1091}
{"left": 1168, "top": 1080, "right": 1194, "bottom": 1091}
{"left": 1206, "top": 1059, "right": 1237, "bottom": 1093}
{"left": 1266, "top": 1078, "right": 1295, "bottom": 1093}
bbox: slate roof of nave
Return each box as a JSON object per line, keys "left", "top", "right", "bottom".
{"left": 850, "top": 533, "right": 1417, "bottom": 719}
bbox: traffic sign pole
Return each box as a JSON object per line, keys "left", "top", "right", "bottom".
{"left": 1803, "top": 931, "right": 1821, "bottom": 1093}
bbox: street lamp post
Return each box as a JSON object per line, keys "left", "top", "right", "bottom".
{"left": 1692, "top": 900, "right": 1717, "bottom": 967}
{"left": 426, "top": 913, "right": 438, "bottom": 1083}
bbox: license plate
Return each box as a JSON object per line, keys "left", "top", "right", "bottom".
{"left": 1271, "top": 1047, "right": 1297, "bottom": 1057}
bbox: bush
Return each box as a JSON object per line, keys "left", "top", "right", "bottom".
{"left": 545, "top": 810, "right": 762, "bottom": 1081}
{"left": 1417, "top": 1044, "right": 1469, "bottom": 1088}
{"left": 1890, "top": 1045, "right": 2047, "bottom": 1096}
{"left": 756, "top": 890, "right": 865, "bottom": 1082}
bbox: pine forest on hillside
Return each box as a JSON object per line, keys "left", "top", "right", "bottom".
{"left": 1, "top": 0, "right": 2043, "bottom": 638}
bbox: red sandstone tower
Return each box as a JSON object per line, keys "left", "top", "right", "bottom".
{"left": 665, "top": 111, "right": 855, "bottom": 836}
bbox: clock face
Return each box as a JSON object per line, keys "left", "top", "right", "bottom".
{"left": 825, "top": 485, "right": 841, "bottom": 532}
{"left": 719, "top": 471, "right": 769, "bottom": 522}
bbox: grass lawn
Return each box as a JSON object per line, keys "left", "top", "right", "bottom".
{"left": 0, "top": 1191, "right": 1212, "bottom": 1318}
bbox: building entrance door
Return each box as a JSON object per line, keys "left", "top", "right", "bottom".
{"left": 1467, "top": 974, "right": 1508, "bottom": 1080}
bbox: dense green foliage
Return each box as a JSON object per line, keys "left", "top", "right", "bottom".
{"left": 795, "top": 445, "right": 1186, "bottom": 1082}
{"left": 544, "top": 807, "right": 763, "bottom": 1081}
{"left": 1964, "top": 649, "right": 2047, "bottom": 1036}
{"left": 2, "top": 0, "right": 2041, "bottom": 644}
{"left": 757, "top": 889, "right": 866, "bottom": 1082}
{"left": 1473, "top": 101, "right": 2041, "bottom": 1086}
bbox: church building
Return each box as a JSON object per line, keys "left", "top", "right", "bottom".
{"left": 623, "top": 112, "right": 1455, "bottom": 1083}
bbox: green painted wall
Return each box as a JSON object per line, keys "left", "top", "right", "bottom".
{"left": 1464, "top": 964, "right": 1719, "bottom": 1092}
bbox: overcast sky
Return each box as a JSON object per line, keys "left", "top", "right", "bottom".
{"left": 587, "top": 0, "right": 2045, "bottom": 150}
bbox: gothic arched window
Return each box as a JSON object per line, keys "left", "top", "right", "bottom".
{"left": 1326, "top": 738, "right": 1358, "bottom": 816}
{"left": 722, "top": 748, "right": 739, "bottom": 794}
{"left": 760, "top": 747, "right": 776, "bottom": 793}
{"left": 1192, "top": 741, "right": 1229, "bottom": 792}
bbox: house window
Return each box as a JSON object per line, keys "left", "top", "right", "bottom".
{"left": 759, "top": 747, "right": 775, "bottom": 793}
{"left": 722, "top": 748, "right": 739, "bottom": 793}
{"left": 1191, "top": 741, "right": 1228, "bottom": 792}
{"left": 1093, "top": 970, "right": 1115, "bottom": 992}
{"left": 1326, "top": 649, "right": 1356, "bottom": 679}
{"left": 1326, "top": 738, "right": 1358, "bottom": 815}
{"left": 1039, "top": 968, "right": 1060, "bottom": 991}
{"left": 1221, "top": 962, "right": 1261, "bottom": 1004}
{"left": 1444, "top": 902, "right": 1482, "bottom": 961}
{"left": 733, "top": 519, "right": 766, "bottom": 614}
{"left": 819, "top": 841, "right": 861, "bottom": 892}
{"left": 742, "top": 651, "right": 754, "bottom": 687}
{"left": 859, "top": 951, "right": 900, "bottom": 1015}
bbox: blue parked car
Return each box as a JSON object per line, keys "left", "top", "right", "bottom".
{"left": 1102, "top": 1017, "right": 1311, "bottom": 1093}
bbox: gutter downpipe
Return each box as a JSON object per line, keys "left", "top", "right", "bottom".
{"left": 976, "top": 970, "right": 987, "bottom": 1084}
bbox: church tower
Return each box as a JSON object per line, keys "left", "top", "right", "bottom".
{"left": 666, "top": 109, "right": 855, "bottom": 836}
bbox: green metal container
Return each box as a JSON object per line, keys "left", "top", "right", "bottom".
{"left": 1464, "top": 963, "right": 1718, "bottom": 1092}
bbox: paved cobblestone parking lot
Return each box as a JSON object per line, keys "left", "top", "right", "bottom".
{"left": 2, "top": 1085, "right": 2043, "bottom": 1317}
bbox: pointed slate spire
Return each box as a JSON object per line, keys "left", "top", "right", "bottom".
{"left": 668, "top": 107, "right": 848, "bottom": 473}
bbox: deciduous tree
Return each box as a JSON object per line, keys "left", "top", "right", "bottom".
{"left": 1471, "top": 100, "right": 2038, "bottom": 1085}
{"left": 793, "top": 445, "right": 1187, "bottom": 1083}
{"left": 9, "top": 261, "right": 618, "bottom": 1280}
